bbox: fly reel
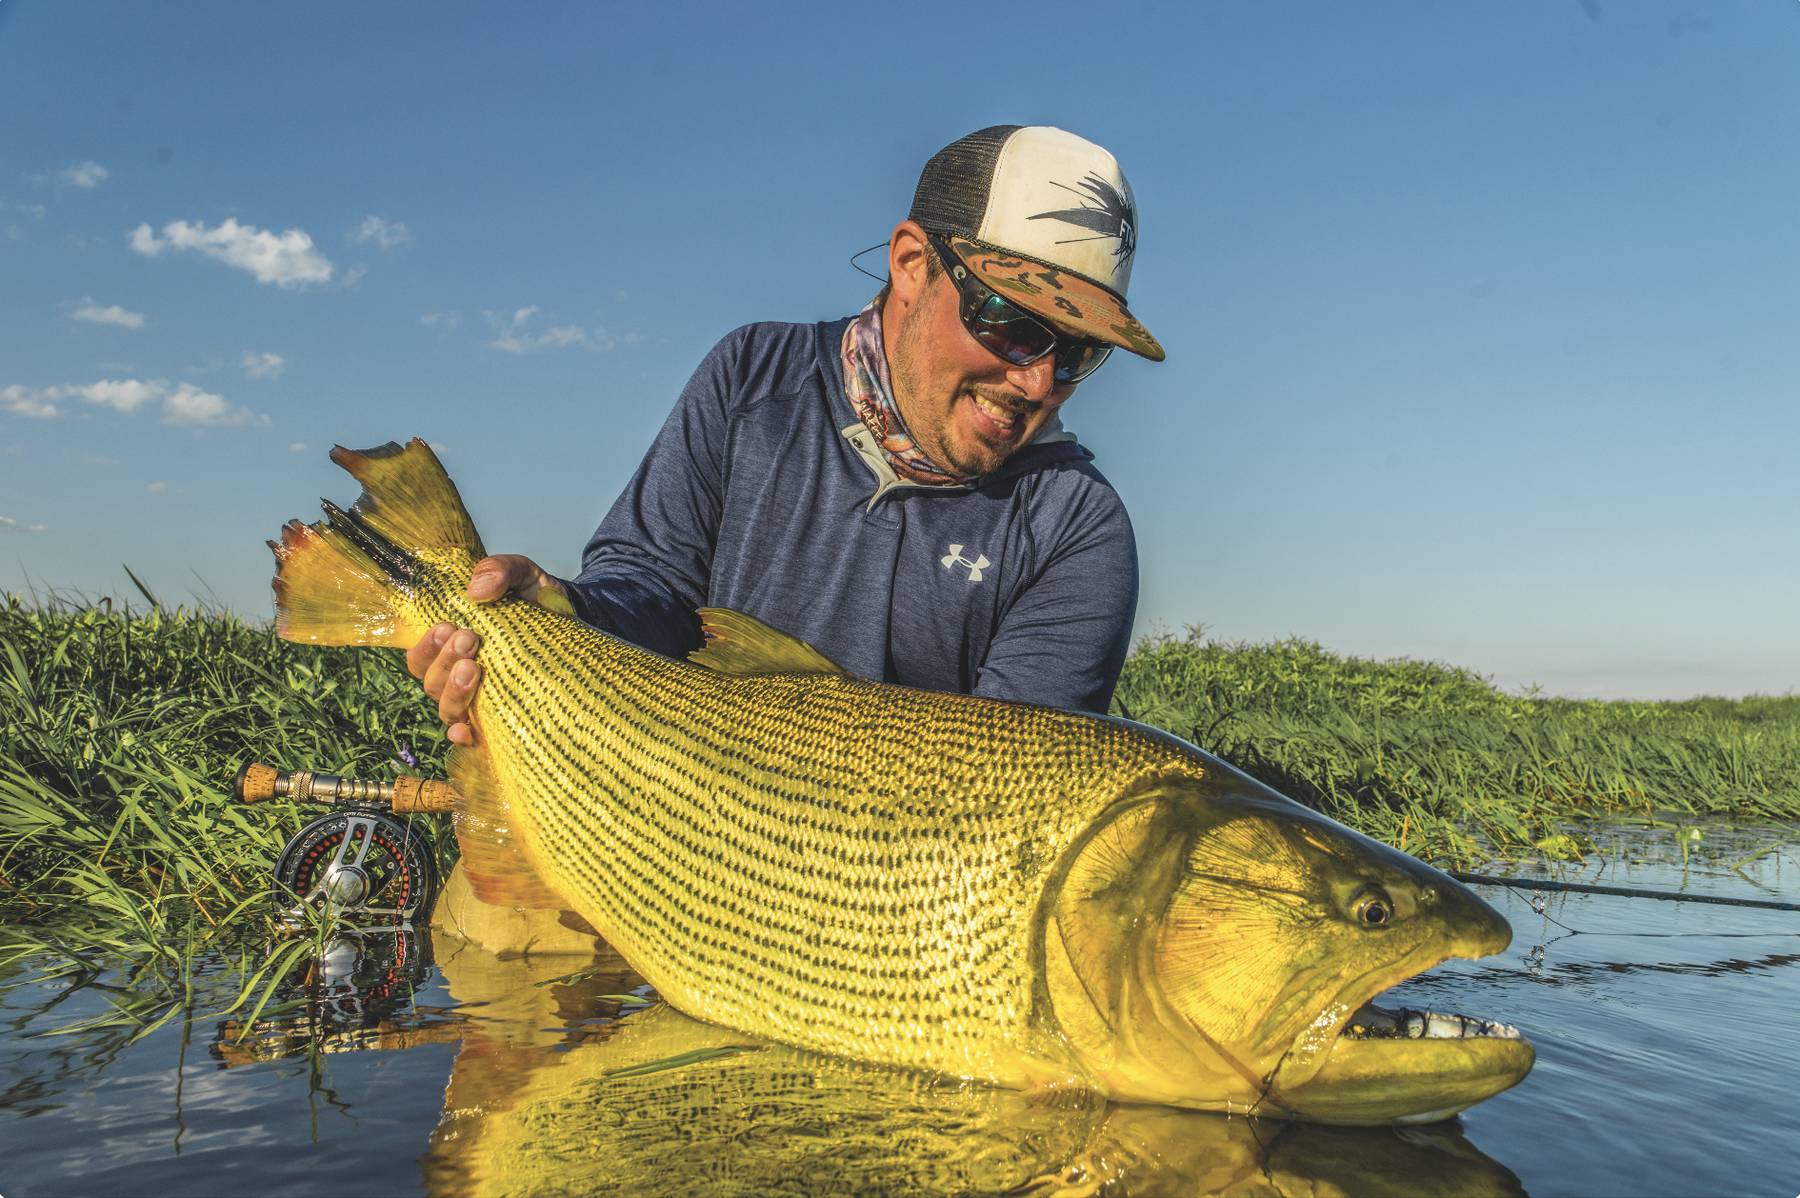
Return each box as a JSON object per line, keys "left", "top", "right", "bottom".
{"left": 234, "top": 762, "right": 459, "bottom": 932}
{"left": 273, "top": 807, "right": 435, "bottom": 929}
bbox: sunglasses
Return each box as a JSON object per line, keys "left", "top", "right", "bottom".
{"left": 928, "top": 235, "right": 1113, "bottom": 385}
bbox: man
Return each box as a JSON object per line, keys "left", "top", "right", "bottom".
{"left": 409, "top": 125, "right": 1165, "bottom": 738}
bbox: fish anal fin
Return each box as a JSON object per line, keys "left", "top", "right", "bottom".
{"left": 329, "top": 439, "right": 486, "bottom": 560}
{"left": 689, "top": 608, "right": 845, "bottom": 676}
{"left": 447, "top": 742, "right": 566, "bottom": 910}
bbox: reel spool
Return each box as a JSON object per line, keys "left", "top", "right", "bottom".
{"left": 273, "top": 807, "right": 437, "bottom": 931}
{"left": 235, "top": 762, "right": 453, "bottom": 932}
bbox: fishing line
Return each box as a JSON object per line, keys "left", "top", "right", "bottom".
{"left": 1523, "top": 929, "right": 1798, "bottom": 939}
{"left": 1450, "top": 873, "right": 1800, "bottom": 913}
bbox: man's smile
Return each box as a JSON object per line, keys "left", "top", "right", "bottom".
{"left": 968, "top": 390, "right": 1032, "bottom": 442}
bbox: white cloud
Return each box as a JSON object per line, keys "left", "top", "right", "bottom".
{"left": 0, "top": 377, "right": 262, "bottom": 426}
{"left": 146, "top": 481, "right": 168, "bottom": 495}
{"left": 350, "top": 215, "right": 411, "bottom": 249}
{"left": 71, "top": 300, "right": 146, "bottom": 329}
{"left": 1, "top": 385, "right": 59, "bottom": 418}
{"left": 0, "top": 515, "right": 49, "bottom": 534}
{"left": 288, "top": 441, "right": 308, "bottom": 452}
{"left": 128, "top": 218, "right": 334, "bottom": 288}
{"left": 242, "top": 351, "right": 286, "bottom": 380}
{"left": 78, "top": 378, "right": 163, "bottom": 413}
{"left": 60, "top": 161, "right": 110, "bottom": 189}
{"left": 486, "top": 306, "right": 617, "bottom": 354}
{"left": 420, "top": 311, "right": 461, "bottom": 329}
{"left": 162, "top": 382, "right": 257, "bottom": 427}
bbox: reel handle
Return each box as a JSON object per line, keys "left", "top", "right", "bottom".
{"left": 233, "top": 761, "right": 458, "bottom": 814}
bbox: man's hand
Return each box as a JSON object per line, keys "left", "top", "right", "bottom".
{"left": 405, "top": 554, "right": 569, "bottom": 745}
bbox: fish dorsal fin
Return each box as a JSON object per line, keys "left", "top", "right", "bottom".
{"left": 688, "top": 608, "right": 845, "bottom": 676}
{"left": 447, "top": 742, "right": 566, "bottom": 910}
{"left": 329, "top": 439, "right": 486, "bottom": 559}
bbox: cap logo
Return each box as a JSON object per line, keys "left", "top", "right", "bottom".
{"left": 1028, "top": 173, "right": 1137, "bottom": 266}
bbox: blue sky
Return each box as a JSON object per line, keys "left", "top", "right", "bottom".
{"left": 2, "top": 1, "right": 1796, "bottom": 699}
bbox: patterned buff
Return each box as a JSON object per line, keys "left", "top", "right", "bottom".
{"left": 841, "top": 300, "right": 974, "bottom": 486}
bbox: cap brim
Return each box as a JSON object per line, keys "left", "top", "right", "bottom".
{"left": 948, "top": 235, "right": 1164, "bottom": 363}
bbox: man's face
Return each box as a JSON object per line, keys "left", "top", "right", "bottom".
{"left": 887, "top": 262, "right": 1080, "bottom": 479}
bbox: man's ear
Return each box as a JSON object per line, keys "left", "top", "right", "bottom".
{"left": 886, "top": 220, "right": 933, "bottom": 306}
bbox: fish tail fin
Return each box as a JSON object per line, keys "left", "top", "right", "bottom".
{"left": 269, "top": 438, "right": 485, "bottom": 647}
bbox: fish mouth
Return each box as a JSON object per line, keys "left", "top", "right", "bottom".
{"left": 1266, "top": 979, "right": 1536, "bottom": 1126}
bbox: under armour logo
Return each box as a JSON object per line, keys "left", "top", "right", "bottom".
{"left": 940, "top": 544, "right": 990, "bottom": 583}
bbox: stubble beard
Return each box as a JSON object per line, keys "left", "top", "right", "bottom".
{"left": 889, "top": 295, "right": 999, "bottom": 479}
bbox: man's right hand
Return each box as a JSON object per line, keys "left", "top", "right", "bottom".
{"left": 405, "top": 554, "right": 569, "bottom": 745}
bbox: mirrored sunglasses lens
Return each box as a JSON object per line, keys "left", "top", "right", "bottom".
{"left": 970, "top": 295, "right": 1054, "bottom": 365}
{"left": 1054, "top": 341, "right": 1112, "bottom": 383}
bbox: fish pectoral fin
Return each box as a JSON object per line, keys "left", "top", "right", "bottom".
{"left": 689, "top": 608, "right": 846, "bottom": 676}
{"left": 329, "top": 439, "right": 486, "bottom": 559}
{"left": 448, "top": 742, "right": 567, "bottom": 910}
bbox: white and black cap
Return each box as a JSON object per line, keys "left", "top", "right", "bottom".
{"left": 909, "top": 125, "right": 1163, "bottom": 362}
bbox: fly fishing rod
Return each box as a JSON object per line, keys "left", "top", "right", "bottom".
{"left": 1449, "top": 872, "right": 1800, "bottom": 913}
{"left": 233, "top": 761, "right": 456, "bottom": 930}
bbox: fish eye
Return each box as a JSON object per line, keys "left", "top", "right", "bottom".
{"left": 1353, "top": 887, "right": 1395, "bottom": 928}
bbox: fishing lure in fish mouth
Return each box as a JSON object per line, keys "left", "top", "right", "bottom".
{"left": 266, "top": 437, "right": 1534, "bottom": 1124}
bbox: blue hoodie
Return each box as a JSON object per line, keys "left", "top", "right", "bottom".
{"left": 564, "top": 318, "right": 1138, "bottom": 715}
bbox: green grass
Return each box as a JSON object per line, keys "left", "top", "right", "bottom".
{"left": 0, "top": 595, "right": 448, "bottom": 917}
{"left": 0, "top": 595, "right": 450, "bottom": 1035}
{"left": 2, "top": 597, "right": 1796, "bottom": 944}
{"left": 1113, "top": 628, "right": 1800, "bottom": 862}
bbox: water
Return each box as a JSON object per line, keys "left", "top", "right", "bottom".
{"left": 1, "top": 822, "right": 1795, "bottom": 1197}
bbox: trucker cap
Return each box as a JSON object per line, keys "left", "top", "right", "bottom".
{"left": 908, "top": 125, "right": 1164, "bottom": 362}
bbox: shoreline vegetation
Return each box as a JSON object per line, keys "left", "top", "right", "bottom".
{"left": 4, "top": 595, "right": 1797, "bottom": 934}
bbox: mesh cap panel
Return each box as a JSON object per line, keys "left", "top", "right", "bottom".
{"left": 907, "top": 125, "right": 1021, "bottom": 238}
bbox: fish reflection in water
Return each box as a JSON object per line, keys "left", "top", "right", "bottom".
{"left": 408, "top": 938, "right": 1522, "bottom": 1198}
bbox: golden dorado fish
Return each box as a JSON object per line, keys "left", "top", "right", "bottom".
{"left": 271, "top": 438, "right": 1533, "bottom": 1124}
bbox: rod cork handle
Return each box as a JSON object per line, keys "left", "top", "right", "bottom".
{"left": 391, "top": 775, "right": 459, "bottom": 814}
{"left": 234, "top": 762, "right": 283, "bottom": 803}
{"left": 232, "top": 761, "right": 458, "bottom": 815}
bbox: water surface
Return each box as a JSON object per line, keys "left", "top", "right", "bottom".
{"left": 1, "top": 821, "right": 1794, "bottom": 1196}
